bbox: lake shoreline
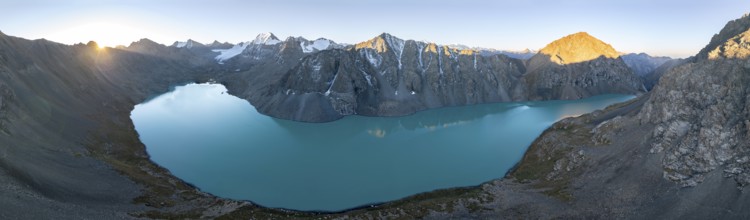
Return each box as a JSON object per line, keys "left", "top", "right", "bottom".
{"left": 132, "top": 83, "right": 635, "bottom": 212}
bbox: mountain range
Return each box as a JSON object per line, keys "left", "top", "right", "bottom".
{"left": 1, "top": 13, "right": 748, "bottom": 219}
{"left": 118, "top": 31, "right": 650, "bottom": 122}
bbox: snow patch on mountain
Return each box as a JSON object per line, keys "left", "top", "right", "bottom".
{"left": 383, "top": 34, "right": 405, "bottom": 69}
{"left": 301, "top": 39, "right": 332, "bottom": 53}
{"left": 362, "top": 49, "right": 382, "bottom": 68}
{"left": 212, "top": 42, "right": 250, "bottom": 64}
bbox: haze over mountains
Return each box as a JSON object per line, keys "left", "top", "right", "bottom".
{"left": 2, "top": 13, "right": 750, "bottom": 219}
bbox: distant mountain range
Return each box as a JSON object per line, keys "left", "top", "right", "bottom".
{"left": 154, "top": 33, "right": 670, "bottom": 69}
{"left": 112, "top": 31, "right": 653, "bottom": 122}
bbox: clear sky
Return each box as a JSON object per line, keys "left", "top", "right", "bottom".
{"left": 1, "top": 0, "right": 748, "bottom": 58}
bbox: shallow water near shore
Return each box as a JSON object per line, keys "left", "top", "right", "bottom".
{"left": 131, "top": 83, "right": 633, "bottom": 211}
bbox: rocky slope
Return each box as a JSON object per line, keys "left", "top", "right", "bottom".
{"left": 639, "top": 15, "right": 750, "bottom": 187}
{"left": 522, "top": 32, "right": 645, "bottom": 100}
{"left": 0, "top": 31, "right": 227, "bottom": 218}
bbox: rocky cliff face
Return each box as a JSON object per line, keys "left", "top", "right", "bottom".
{"left": 522, "top": 32, "right": 645, "bottom": 100}
{"left": 638, "top": 14, "right": 750, "bottom": 187}
{"left": 640, "top": 59, "right": 750, "bottom": 187}
{"left": 247, "top": 33, "right": 526, "bottom": 122}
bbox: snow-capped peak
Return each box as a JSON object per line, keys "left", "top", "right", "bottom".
{"left": 301, "top": 38, "right": 333, "bottom": 53}
{"left": 252, "top": 32, "right": 281, "bottom": 45}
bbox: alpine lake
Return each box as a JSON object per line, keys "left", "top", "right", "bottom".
{"left": 131, "top": 83, "right": 634, "bottom": 211}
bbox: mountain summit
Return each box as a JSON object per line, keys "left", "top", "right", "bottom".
{"left": 354, "top": 33, "right": 405, "bottom": 54}
{"left": 538, "top": 32, "right": 619, "bottom": 64}
{"left": 523, "top": 32, "right": 643, "bottom": 100}
{"left": 252, "top": 32, "right": 281, "bottom": 45}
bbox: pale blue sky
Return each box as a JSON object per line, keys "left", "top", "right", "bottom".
{"left": 1, "top": 0, "right": 748, "bottom": 57}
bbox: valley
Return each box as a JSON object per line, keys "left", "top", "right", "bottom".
{"left": 0, "top": 11, "right": 749, "bottom": 219}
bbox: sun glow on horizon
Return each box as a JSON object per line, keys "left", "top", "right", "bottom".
{"left": 47, "top": 22, "right": 171, "bottom": 48}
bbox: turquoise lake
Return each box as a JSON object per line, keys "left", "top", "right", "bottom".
{"left": 130, "top": 83, "right": 633, "bottom": 211}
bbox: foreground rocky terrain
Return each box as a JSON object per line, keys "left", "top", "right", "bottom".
{"left": 0, "top": 14, "right": 748, "bottom": 219}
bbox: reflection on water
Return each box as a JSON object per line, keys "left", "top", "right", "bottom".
{"left": 367, "top": 129, "right": 387, "bottom": 138}
{"left": 131, "top": 83, "right": 634, "bottom": 211}
{"left": 270, "top": 102, "right": 521, "bottom": 140}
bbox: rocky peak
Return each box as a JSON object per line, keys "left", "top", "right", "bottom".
{"left": 697, "top": 14, "right": 750, "bottom": 60}
{"left": 523, "top": 32, "right": 643, "bottom": 100}
{"left": 354, "top": 33, "right": 405, "bottom": 53}
{"left": 124, "top": 38, "right": 179, "bottom": 57}
{"left": 538, "top": 32, "right": 619, "bottom": 64}
{"left": 252, "top": 32, "right": 281, "bottom": 45}
{"left": 128, "top": 38, "right": 161, "bottom": 48}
